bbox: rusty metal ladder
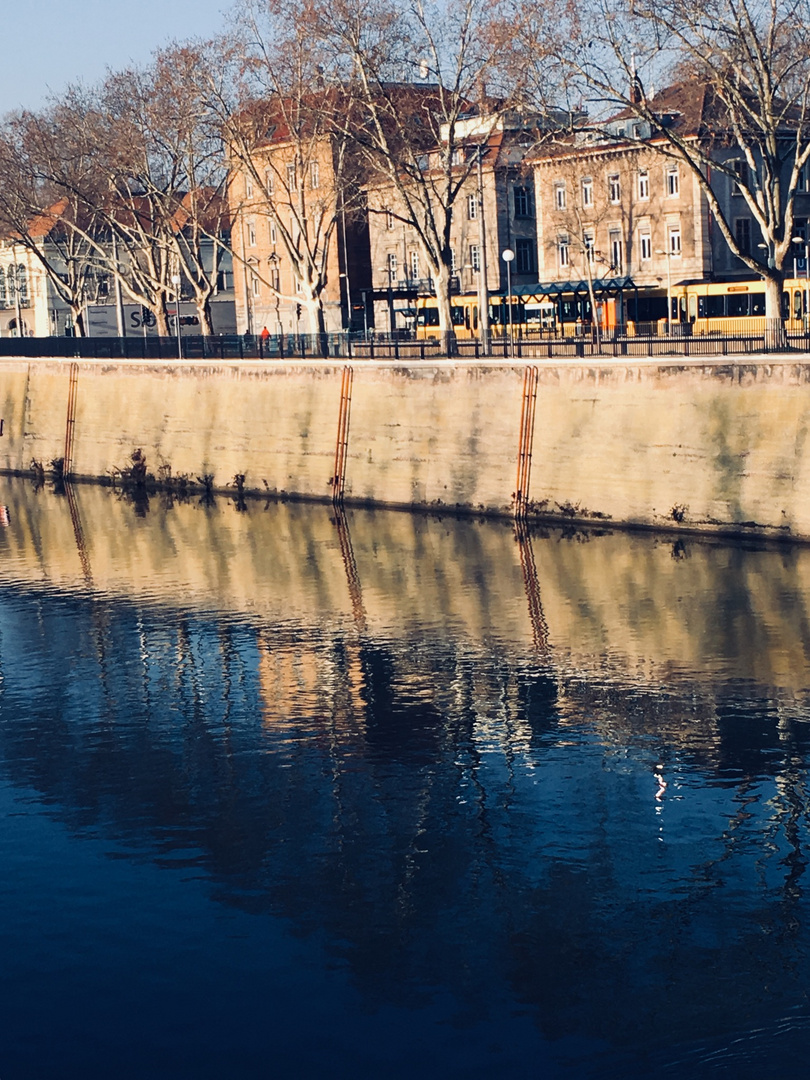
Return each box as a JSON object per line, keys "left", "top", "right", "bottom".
{"left": 332, "top": 365, "right": 353, "bottom": 507}
{"left": 515, "top": 365, "right": 538, "bottom": 520}
{"left": 63, "top": 361, "right": 79, "bottom": 479}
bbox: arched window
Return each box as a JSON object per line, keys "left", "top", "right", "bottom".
{"left": 17, "top": 265, "right": 28, "bottom": 303}
{"left": 0, "top": 267, "right": 5, "bottom": 305}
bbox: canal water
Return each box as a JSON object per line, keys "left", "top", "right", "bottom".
{"left": 1, "top": 476, "right": 810, "bottom": 1078}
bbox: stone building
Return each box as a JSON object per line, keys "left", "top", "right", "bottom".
{"left": 529, "top": 80, "right": 810, "bottom": 328}
{"left": 365, "top": 112, "right": 542, "bottom": 333}
{"left": 227, "top": 100, "right": 371, "bottom": 337}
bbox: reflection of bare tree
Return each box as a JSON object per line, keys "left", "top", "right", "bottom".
{"left": 5, "top": 518, "right": 810, "bottom": 1056}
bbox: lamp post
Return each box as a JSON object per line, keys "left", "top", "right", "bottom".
{"left": 502, "top": 248, "right": 515, "bottom": 356}
{"left": 378, "top": 264, "right": 396, "bottom": 336}
{"left": 655, "top": 248, "right": 672, "bottom": 335}
{"left": 171, "top": 274, "right": 182, "bottom": 358}
{"left": 792, "top": 236, "right": 810, "bottom": 330}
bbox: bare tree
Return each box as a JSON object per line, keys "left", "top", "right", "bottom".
{"left": 93, "top": 55, "right": 229, "bottom": 336}
{"left": 4, "top": 50, "right": 232, "bottom": 338}
{"left": 513, "top": 0, "right": 810, "bottom": 321}
{"left": 314, "top": 0, "right": 515, "bottom": 349}
{"left": 0, "top": 110, "right": 114, "bottom": 336}
{"left": 198, "top": 3, "right": 363, "bottom": 343}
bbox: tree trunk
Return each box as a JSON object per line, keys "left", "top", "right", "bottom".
{"left": 764, "top": 273, "right": 786, "bottom": 350}
{"left": 154, "top": 302, "right": 171, "bottom": 338}
{"left": 70, "top": 304, "right": 86, "bottom": 337}
{"left": 303, "top": 295, "right": 329, "bottom": 357}
{"left": 433, "top": 264, "right": 457, "bottom": 356}
{"left": 196, "top": 297, "right": 214, "bottom": 336}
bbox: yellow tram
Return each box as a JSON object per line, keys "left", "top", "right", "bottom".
{"left": 415, "top": 276, "right": 810, "bottom": 339}
{"left": 668, "top": 278, "right": 809, "bottom": 334}
{"left": 415, "top": 293, "right": 618, "bottom": 339}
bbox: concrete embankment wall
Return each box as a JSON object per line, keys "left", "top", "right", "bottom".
{"left": 2, "top": 355, "right": 810, "bottom": 539}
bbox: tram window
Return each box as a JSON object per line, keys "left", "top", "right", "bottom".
{"left": 465, "top": 306, "right": 471, "bottom": 330}
{"left": 703, "top": 295, "right": 725, "bottom": 318}
{"left": 782, "top": 291, "right": 791, "bottom": 319}
{"left": 451, "top": 306, "right": 466, "bottom": 326}
{"left": 750, "top": 293, "right": 766, "bottom": 316}
{"left": 418, "top": 306, "right": 440, "bottom": 326}
{"left": 795, "top": 291, "right": 803, "bottom": 319}
{"left": 473, "top": 305, "right": 478, "bottom": 331}
{"left": 561, "top": 299, "right": 577, "bottom": 322}
{"left": 727, "top": 293, "right": 749, "bottom": 317}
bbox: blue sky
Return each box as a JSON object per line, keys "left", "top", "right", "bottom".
{"left": 1, "top": 0, "right": 232, "bottom": 112}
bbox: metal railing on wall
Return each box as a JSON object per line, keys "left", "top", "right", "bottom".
{"left": 0, "top": 322, "right": 809, "bottom": 361}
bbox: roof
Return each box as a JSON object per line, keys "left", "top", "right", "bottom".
{"left": 513, "top": 276, "right": 636, "bottom": 299}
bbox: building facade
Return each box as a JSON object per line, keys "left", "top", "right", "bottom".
{"left": 228, "top": 114, "right": 372, "bottom": 337}
{"left": 365, "top": 114, "right": 542, "bottom": 333}
{"left": 530, "top": 80, "right": 810, "bottom": 328}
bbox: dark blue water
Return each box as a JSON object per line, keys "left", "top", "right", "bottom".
{"left": 1, "top": 477, "right": 810, "bottom": 1077}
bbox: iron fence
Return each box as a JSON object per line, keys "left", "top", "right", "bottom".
{"left": 0, "top": 322, "right": 809, "bottom": 361}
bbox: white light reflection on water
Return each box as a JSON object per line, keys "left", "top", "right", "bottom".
{"left": 1, "top": 476, "right": 810, "bottom": 1077}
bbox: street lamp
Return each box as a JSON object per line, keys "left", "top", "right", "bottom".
{"left": 655, "top": 248, "right": 672, "bottom": 335}
{"left": 502, "top": 248, "right": 515, "bottom": 356}
{"left": 792, "top": 236, "right": 810, "bottom": 329}
{"left": 171, "top": 274, "right": 182, "bottom": 358}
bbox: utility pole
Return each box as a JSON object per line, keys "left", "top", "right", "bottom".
{"left": 112, "top": 231, "right": 126, "bottom": 339}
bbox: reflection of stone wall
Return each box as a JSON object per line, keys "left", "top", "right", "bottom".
{"left": 4, "top": 357, "right": 810, "bottom": 537}
{"left": 4, "top": 477, "right": 810, "bottom": 696}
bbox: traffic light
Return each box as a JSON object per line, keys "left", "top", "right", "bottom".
{"left": 295, "top": 303, "right": 302, "bottom": 319}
